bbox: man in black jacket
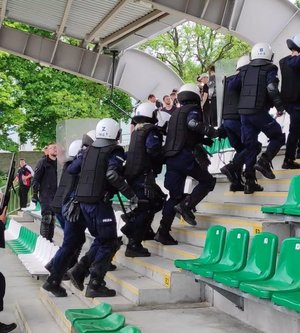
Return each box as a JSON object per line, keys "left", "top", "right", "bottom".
{"left": 0, "top": 207, "right": 17, "bottom": 333}
{"left": 32, "top": 143, "right": 57, "bottom": 242}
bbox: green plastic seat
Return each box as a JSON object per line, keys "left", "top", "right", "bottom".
{"left": 65, "top": 303, "right": 112, "bottom": 325}
{"left": 214, "top": 232, "right": 278, "bottom": 287}
{"left": 74, "top": 313, "right": 125, "bottom": 333}
{"left": 261, "top": 175, "right": 300, "bottom": 214}
{"left": 174, "top": 225, "right": 226, "bottom": 270}
{"left": 272, "top": 291, "right": 300, "bottom": 312}
{"left": 6, "top": 227, "right": 38, "bottom": 254}
{"left": 33, "top": 201, "right": 41, "bottom": 211}
{"left": 4, "top": 217, "right": 11, "bottom": 230}
{"left": 191, "top": 228, "right": 249, "bottom": 278}
{"left": 117, "top": 326, "right": 141, "bottom": 333}
{"left": 112, "top": 193, "right": 128, "bottom": 204}
{"left": 282, "top": 205, "right": 300, "bottom": 216}
{"left": 240, "top": 238, "right": 300, "bottom": 299}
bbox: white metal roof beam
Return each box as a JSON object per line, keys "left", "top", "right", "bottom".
{"left": 0, "top": 0, "right": 8, "bottom": 25}
{"left": 101, "top": 10, "right": 166, "bottom": 47}
{"left": 84, "top": 0, "right": 129, "bottom": 45}
{"left": 50, "top": 0, "right": 74, "bottom": 63}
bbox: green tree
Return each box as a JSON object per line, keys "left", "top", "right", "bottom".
{"left": 139, "top": 22, "right": 250, "bottom": 81}
{"left": 0, "top": 39, "right": 131, "bottom": 149}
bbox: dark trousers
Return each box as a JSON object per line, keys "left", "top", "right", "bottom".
{"left": 161, "top": 149, "right": 215, "bottom": 230}
{"left": 223, "top": 119, "right": 247, "bottom": 167}
{"left": 80, "top": 202, "right": 118, "bottom": 281}
{"left": 285, "top": 109, "right": 300, "bottom": 160}
{"left": 0, "top": 272, "right": 5, "bottom": 311}
{"left": 241, "top": 112, "right": 284, "bottom": 171}
{"left": 51, "top": 212, "right": 86, "bottom": 282}
{"left": 19, "top": 186, "right": 29, "bottom": 208}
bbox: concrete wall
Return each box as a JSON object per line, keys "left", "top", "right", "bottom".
{"left": 0, "top": 151, "right": 43, "bottom": 174}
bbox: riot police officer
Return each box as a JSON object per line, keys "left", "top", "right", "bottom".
{"left": 280, "top": 34, "right": 300, "bottom": 169}
{"left": 229, "top": 43, "right": 285, "bottom": 190}
{"left": 154, "top": 83, "right": 218, "bottom": 245}
{"left": 122, "top": 102, "right": 165, "bottom": 257}
{"left": 43, "top": 139, "right": 85, "bottom": 297}
{"left": 220, "top": 55, "right": 263, "bottom": 194}
{"left": 67, "top": 118, "right": 137, "bottom": 298}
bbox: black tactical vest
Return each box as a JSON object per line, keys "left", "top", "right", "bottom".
{"left": 76, "top": 144, "right": 123, "bottom": 203}
{"left": 238, "top": 63, "right": 275, "bottom": 115}
{"left": 164, "top": 104, "right": 203, "bottom": 157}
{"left": 222, "top": 75, "right": 240, "bottom": 120}
{"left": 124, "top": 123, "right": 156, "bottom": 181}
{"left": 51, "top": 161, "right": 78, "bottom": 213}
{"left": 280, "top": 55, "right": 300, "bottom": 104}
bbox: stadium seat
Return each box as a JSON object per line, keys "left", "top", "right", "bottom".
{"left": 213, "top": 232, "right": 278, "bottom": 287}
{"left": 5, "top": 218, "right": 21, "bottom": 241}
{"left": 261, "top": 175, "right": 300, "bottom": 214}
{"left": 73, "top": 313, "right": 125, "bottom": 333}
{"left": 174, "top": 225, "right": 226, "bottom": 270}
{"left": 65, "top": 303, "right": 112, "bottom": 325}
{"left": 191, "top": 228, "right": 249, "bottom": 278}
{"left": 240, "top": 238, "right": 300, "bottom": 299}
{"left": 6, "top": 227, "right": 38, "bottom": 254}
{"left": 117, "top": 326, "right": 142, "bottom": 333}
{"left": 272, "top": 291, "right": 300, "bottom": 312}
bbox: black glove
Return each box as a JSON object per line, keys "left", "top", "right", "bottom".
{"left": 65, "top": 198, "right": 81, "bottom": 223}
{"left": 129, "top": 195, "right": 139, "bottom": 211}
{"left": 31, "top": 192, "right": 39, "bottom": 204}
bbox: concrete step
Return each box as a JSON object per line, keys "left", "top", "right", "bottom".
{"left": 171, "top": 225, "right": 207, "bottom": 247}
{"left": 196, "top": 202, "right": 264, "bottom": 219}
{"left": 223, "top": 191, "right": 287, "bottom": 205}
{"left": 143, "top": 240, "right": 201, "bottom": 261}
{"left": 16, "top": 298, "right": 63, "bottom": 333}
{"left": 105, "top": 265, "right": 200, "bottom": 305}
{"left": 114, "top": 246, "right": 195, "bottom": 288}
{"left": 193, "top": 213, "right": 264, "bottom": 234}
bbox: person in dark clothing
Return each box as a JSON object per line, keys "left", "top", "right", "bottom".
{"left": 122, "top": 102, "right": 165, "bottom": 257}
{"left": 229, "top": 43, "right": 286, "bottom": 188}
{"left": 208, "top": 65, "right": 218, "bottom": 126}
{"left": 197, "top": 73, "right": 211, "bottom": 125}
{"left": 154, "top": 83, "right": 219, "bottom": 245}
{"left": 280, "top": 34, "right": 300, "bottom": 169}
{"left": 32, "top": 143, "right": 58, "bottom": 242}
{"left": 220, "top": 55, "right": 264, "bottom": 194}
{"left": 0, "top": 207, "right": 17, "bottom": 333}
{"left": 42, "top": 139, "right": 86, "bottom": 297}
{"left": 15, "top": 159, "right": 34, "bottom": 209}
{"left": 67, "top": 118, "right": 137, "bottom": 298}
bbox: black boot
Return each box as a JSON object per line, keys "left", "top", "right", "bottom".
{"left": 174, "top": 196, "right": 196, "bottom": 226}
{"left": 229, "top": 182, "right": 245, "bottom": 192}
{"left": 67, "top": 263, "right": 88, "bottom": 291}
{"left": 125, "top": 239, "right": 151, "bottom": 257}
{"left": 254, "top": 155, "right": 275, "bottom": 179}
{"left": 85, "top": 279, "right": 116, "bottom": 298}
{"left": 108, "top": 263, "right": 117, "bottom": 271}
{"left": 282, "top": 159, "right": 300, "bottom": 169}
{"left": 42, "top": 278, "right": 67, "bottom": 297}
{"left": 244, "top": 171, "right": 264, "bottom": 194}
{"left": 0, "top": 322, "right": 17, "bottom": 333}
{"left": 154, "top": 226, "right": 178, "bottom": 245}
{"left": 220, "top": 162, "right": 239, "bottom": 184}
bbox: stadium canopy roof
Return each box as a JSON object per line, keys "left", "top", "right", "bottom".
{"left": 0, "top": 0, "right": 298, "bottom": 100}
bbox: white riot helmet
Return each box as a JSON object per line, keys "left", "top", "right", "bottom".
{"left": 133, "top": 102, "right": 158, "bottom": 124}
{"left": 177, "top": 83, "right": 201, "bottom": 105}
{"left": 236, "top": 55, "right": 250, "bottom": 70}
{"left": 82, "top": 129, "right": 96, "bottom": 147}
{"left": 250, "top": 43, "right": 274, "bottom": 61}
{"left": 95, "top": 118, "right": 121, "bottom": 140}
{"left": 287, "top": 34, "right": 300, "bottom": 52}
{"left": 68, "top": 139, "right": 82, "bottom": 159}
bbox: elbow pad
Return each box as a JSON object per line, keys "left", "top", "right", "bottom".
{"left": 267, "top": 82, "right": 285, "bottom": 112}
{"left": 106, "top": 169, "right": 135, "bottom": 199}
{"left": 188, "top": 119, "right": 218, "bottom": 138}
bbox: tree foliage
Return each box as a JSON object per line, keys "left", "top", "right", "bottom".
{"left": 139, "top": 22, "right": 250, "bottom": 82}
{"left": 0, "top": 21, "right": 132, "bottom": 150}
